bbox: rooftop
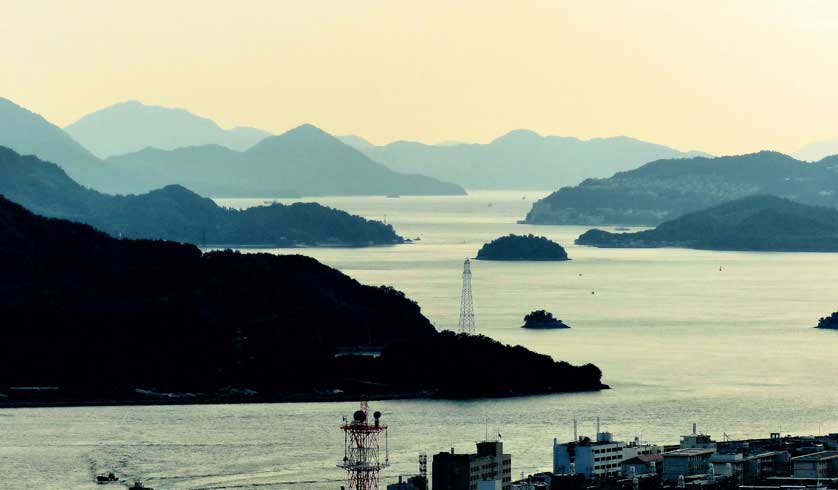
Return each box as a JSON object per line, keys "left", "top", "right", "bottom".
{"left": 623, "top": 454, "right": 664, "bottom": 465}
{"left": 664, "top": 448, "right": 716, "bottom": 457}
{"left": 792, "top": 451, "right": 838, "bottom": 462}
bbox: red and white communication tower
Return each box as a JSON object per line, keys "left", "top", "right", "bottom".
{"left": 338, "top": 400, "right": 389, "bottom": 490}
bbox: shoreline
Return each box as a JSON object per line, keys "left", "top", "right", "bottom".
{"left": 0, "top": 385, "right": 608, "bottom": 410}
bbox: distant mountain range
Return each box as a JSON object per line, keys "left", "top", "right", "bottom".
{"left": 0, "top": 146, "right": 403, "bottom": 247}
{"left": 0, "top": 97, "right": 464, "bottom": 197}
{"left": 343, "top": 129, "right": 709, "bottom": 190}
{"left": 65, "top": 100, "right": 273, "bottom": 158}
{"left": 106, "top": 124, "right": 466, "bottom": 197}
{"left": 0, "top": 97, "right": 110, "bottom": 189}
{"left": 524, "top": 151, "right": 838, "bottom": 226}
{"left": 795, "top": 138, "right": 838, "bottom": 162}
{"left": 576, "top": 195, "right": 838, "bottom": 252}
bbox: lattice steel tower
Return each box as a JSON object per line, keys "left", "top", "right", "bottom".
{"left": 338, "top": 400, "right": 389, "bottom": 490}
{"left": 458, "top": 258, "right": 476, "bottom": 334}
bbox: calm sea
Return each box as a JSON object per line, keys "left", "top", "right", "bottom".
{"left": 4, "top": 191, "right": 838, "bottom": 489}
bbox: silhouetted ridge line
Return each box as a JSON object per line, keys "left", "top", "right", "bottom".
{"left": 0, "top": 198, "right": 606, "bottom": 403}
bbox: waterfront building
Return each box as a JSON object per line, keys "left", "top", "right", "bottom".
{"left": 710, "top": 450, "right": 789, "bottom": 483}
{"left": 432, "top": 441, "right": 512, "bottom": 490}
{"left": 553, "top": 431, "right": 662, "bottom": 478}
{"left": 791, "top": 451, "right": 838, "bottom": 478}
{"left": 661, "top": 448, "right": 715, "bottom": 481}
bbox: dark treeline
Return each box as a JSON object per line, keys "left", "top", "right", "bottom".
{"left": 0, "top": 197, "right": 605, "bottom": 402}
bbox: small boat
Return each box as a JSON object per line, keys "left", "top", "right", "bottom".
{"left": 386, "top": 194, "right": 400, "bottom": 198}
{"left": 128, "top": 481, "right": 154, "bottom": 490}
{"left": 96, "top": 472, "right": 119, "bottom": 484}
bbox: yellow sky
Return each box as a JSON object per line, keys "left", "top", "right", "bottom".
{"left": 2, "top": 0, "right": 837, "bottom": 154}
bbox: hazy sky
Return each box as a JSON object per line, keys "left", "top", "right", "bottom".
{"left": 2, "top": 0, "right": 837, "bottom": 154}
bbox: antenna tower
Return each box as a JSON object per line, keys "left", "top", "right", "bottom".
{"left": 458, "top": 259, "right": 475, "bottom": 334}
{"left": 339, "top": 401, "right": 389, "bottom": 490}
{"left": 419, "top": 452, "right": 428, "bottom": 480}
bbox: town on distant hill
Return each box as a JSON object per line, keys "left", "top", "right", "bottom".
{"left": 524, "top": 151, "right": 838, "bottom": 226}
{"left": 575, "top": 195, "right": 838, "bottom": 252}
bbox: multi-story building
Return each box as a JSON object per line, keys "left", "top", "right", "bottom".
{"left": 433, "top": 441, "right": 512, "bottom": 490}
{"left": 662, "top": 448, "right": 716, "bottom": 481}
{"left": 553, "top": 432, "right": 662, "bottom": 478}
{"left": 791, "top": 451, "right": 838, "bottom": 478}
{"left": 710, "top": 450, "right": 789, "bottom": 483}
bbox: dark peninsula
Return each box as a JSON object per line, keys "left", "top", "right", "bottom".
{"left": 0, "top": 197, "right": 606, "bottom": 406}
{"left": 0, "top": 146, "right": 403, "bottom": 247}
{"left": 476, "top": 234, "right": 569, "bottom": 261}
{"left": 816, "top": 312, "right": 838, "bottom": 329}
{"left": 576, "top": 195, "right": 838, "bottom": 252}
{"left": 522, "top": 310, "right": 570, "bottom": 329}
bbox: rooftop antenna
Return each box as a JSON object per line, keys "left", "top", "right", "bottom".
{"left": 338, "top": 401, "right": 389, "bottom": 490}
{"left": 693, "top": 422, "right": 697, "bottom": 435}
{"left": 596, "top": 416, "right": 601, "bottom": 436}
{"left": 419, "top": 453, "right": 428, "bottom": 481}
{"left": 573, "top": 418, "right": 578, "bottom": 441}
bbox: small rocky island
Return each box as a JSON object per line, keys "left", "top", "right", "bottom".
{"left": 816, "top": 312, "right": 838, "bottom": 329}
{"left": 476, "top": 234, "right": 569, "bottom": 261}
{"left": 522, "top": 310, "right": 570, "bottom": 329}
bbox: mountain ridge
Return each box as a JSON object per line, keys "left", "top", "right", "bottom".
{"left": 355, "top": 130, "right": 708, "bottom": 190}
{"left": 1, "top": 97, "right": 463, "bottom": 197}
{"left": 575, "top": 195, "right": 838, "bottom": 252}
{"left": 0, "top": 145, "right": 405, "bottom": 247}
{"left": 106, "top": 123, "right": 467, "bottom": 197}
{"left": 64, "top": 100, "right": 272, "bottom": 157}
{"left": 524, "top": 151, "right": 838, "bottom": 226}
{"left": 0, "top": 97, "right": 110, "bottom": 188}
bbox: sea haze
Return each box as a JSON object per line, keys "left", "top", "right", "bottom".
{"left": 4, "top": 191, "right": 837, "bottom": 490}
